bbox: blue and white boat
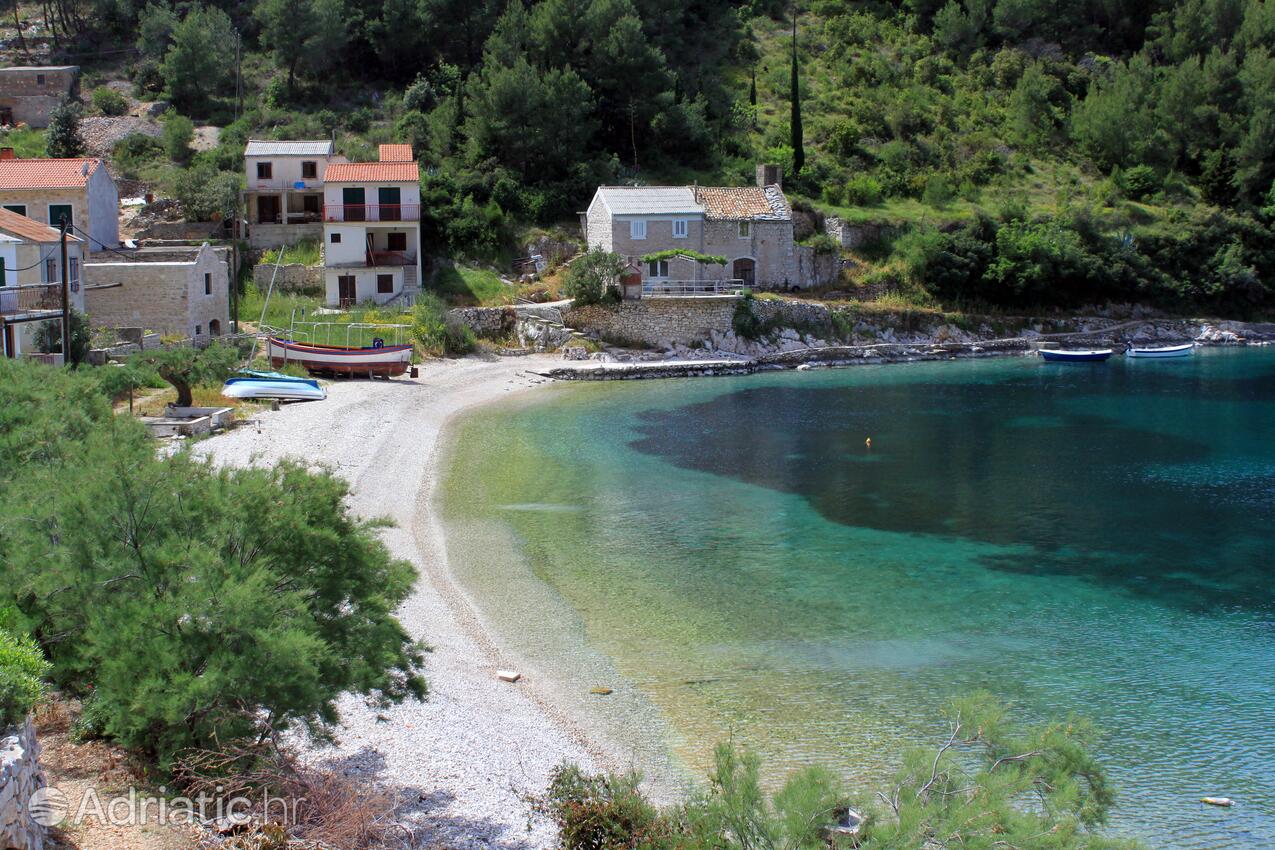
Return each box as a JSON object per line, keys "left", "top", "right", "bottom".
{"left": 1039, "top": 348, "right": 1114, "bottom": 362}
{"left": 221, "top": 371, "right": 326, "bottom": 401}
{"left": 1126, "top": 342, "right": 1194, "bottom": 359}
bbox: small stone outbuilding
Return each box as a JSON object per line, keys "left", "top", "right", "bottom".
{"left": 85, "top": 243, "right": 231, "bottom": 339}
{"left": 0, "top": 66, "right": 79, "bottom": 129}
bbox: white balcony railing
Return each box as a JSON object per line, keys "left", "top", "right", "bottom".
{"left": 641, "top": 279, "right": 745, "bottom": 297}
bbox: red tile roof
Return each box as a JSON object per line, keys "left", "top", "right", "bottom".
{"left": 378, "top": 144, "right": 414, "bottom": 162}
{"left": 0, "top": 206, "right": 82, "bottom": 242}
{"left": 693, "top": 186, "right": 782, "bottom": 220}
{"left": 324, "top": 161, "right": 419, "bottom": 183}
{"left": 0, "top": 157, "right": 102, "bottom": 189}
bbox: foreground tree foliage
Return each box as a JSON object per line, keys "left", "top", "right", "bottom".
{"left": 540, "top": 693, "right": 1141, "bottom": 850}
{"left": 0, "top": 359, "right": 426, "bottom": 765}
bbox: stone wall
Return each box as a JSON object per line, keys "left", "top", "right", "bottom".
{"left": 0, "top": 717, "right": 48, "bottom": 850}
{"left": 567, "top": 297, "right": 740, "bottom": 347}
{"left": 823, "top": 217, "right": 897, "bottom": 249}
{"left": 248, "top": 223, "right": 323, "bottom": 250}
{"left": 254, "top": 262, "right": 323, "bottom": 293}
{"left": 134, "top": 220, "right": 227, "bottom": 241}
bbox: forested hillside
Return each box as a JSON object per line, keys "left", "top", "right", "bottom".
{"left": 14, "top": 0, "right": 1275, "bottom": 311}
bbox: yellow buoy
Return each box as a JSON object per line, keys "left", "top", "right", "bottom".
{"left": 865, "top": 437, "right": 872, "bottom": 448}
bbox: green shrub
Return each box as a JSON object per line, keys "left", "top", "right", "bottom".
{"left": 538, "top": 765, "right": 666, "bottom": 850}
{"left": 91, "top": 86, "right": 129, "bottom": 116}
{"left": 0, "top": 359, "right": 427, "bottom": 765}
{"left": 112, "top": 133, "right": 164, "bottom": 177}
{"left": 412, "top": 292, "right": 475, "bottom": 356}
{"left": 0, "top": 628, "right": 48, "bottom": 728}
{"left": 1115, "top": 164, "right": 1160, "bottom": 201}
{"left": 162, "top": 113, "right": 195, "bottom": 163}
{"left": 33, "top": 309, "right": 90, "bottom": 365}
{"left": 732, "top": 292, "right": 765, "bottom": 339}
{"left": 563, "top": 249, "right": 624, "bottom": 306}
{"left": 845, "top": 174, "right": 884, "bottom": 206}
{"left": 172, "top": 162, "right": 240, "bottom": 221}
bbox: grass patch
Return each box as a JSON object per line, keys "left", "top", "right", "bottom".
{"left": 429, "top": 266, "right": 511, "bottom": 306}
{"left": 260, "top": 240, "right": 322, "bottom": 267}
{"left": 0, "top": 126, "right": 47, "bottom": 158}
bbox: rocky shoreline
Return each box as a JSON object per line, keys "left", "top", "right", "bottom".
{"left": 538, "top": 319, "right": 1275, "bottom": 381}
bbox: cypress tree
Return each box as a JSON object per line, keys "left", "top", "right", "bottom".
{"left": 45, "top": 98, "right": 84, "bottom": 158}
{"left": 749, "top": 67, "right": 757, "bottom": 106}
{"left": 790, "top": 8, "right": 804, "bottom": 176}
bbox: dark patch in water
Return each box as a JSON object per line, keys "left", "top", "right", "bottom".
{"left": 629, "top": 369, "right": 1275, "bottom": 610}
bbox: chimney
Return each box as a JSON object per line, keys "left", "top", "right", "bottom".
{"left": 0, "top": 148, "right": 15, "bottom": 160}
{"left": 756, "top": 163, "right": 782, "bottom": 188}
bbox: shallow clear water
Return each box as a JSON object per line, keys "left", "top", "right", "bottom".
{"left": 441, "top": 349, "right": 1275, "bottom": 849}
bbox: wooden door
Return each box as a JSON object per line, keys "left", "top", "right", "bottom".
{"left": 377, "top": 187, "right": 401, "bottom": 221}
{"left": 342, "top": 188, "right": 365, "bottom": 221}
{"left": 337, "top": 275, "right": 357, "bottom": 307}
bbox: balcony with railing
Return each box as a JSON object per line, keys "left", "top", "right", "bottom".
{"left": 326, "top": 250, "right": 418, "bottom": 269}
{"left": 323, "top": 204, "right": 421, "bottom": 223}
{"left": 248, "top": 177, "right": 324, "bottom": 191}
{"left": 641, "top": 279, "right": 745, "bottom": 297}
{"left": 0, "top": 283, "right": 62, "bottom": 317}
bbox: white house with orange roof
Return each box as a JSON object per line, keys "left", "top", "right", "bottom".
{"left": 0, "top": 206, "right": 86, "bottom": 358}
{"left": 322, "top": 144, "right": 421, "bottom": 307}
{"left": 0, "top": 149, "right": 118, "bottom": 254}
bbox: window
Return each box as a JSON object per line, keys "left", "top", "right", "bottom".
{"left": 301, "top": 161, "right": 318, "bottom": 179}
{"left": 195, "top": 325, "right": 202, "bottom": 336}
{"left": 69, "top": 258, "right": 78, "bottom": 292}
{"left": 0, "top": 256, "right": 6, "bottom": 286}
{"left": 3, "top": 204, "right": 25, "bottom": 216}
{"left": 673, "top": 219, "right": 688, "bottom": 238}
{"left": 738, "top": 221, "right": 751, "bottom": 238}
{"left": 377, "top": 274, "right": 394, "bottom": 294}
{"left": 48, "top": 204, "right": 72, "bottom": 229}
{"left": 204, "top": 272, "right": 212, "bottom": 295}
{"left": 387, "top": 232, "right": 407, "bottom": 251}
{"left": 45, "top": 258, "right": 55, "bottom": 283}
{"left": 35, "top": 74, "right": 45, "bottom": 85}
{"left": 630, "top": 219, "right": 647, "bottom": 240}
{"left": 647, "top": 259, "right": 669, "bottom": 278}
{"left": 256, "top": 162, "right": 273, "bottom": 180}
{"left": 330, "top": 232, "right": 341, "bottom": 243}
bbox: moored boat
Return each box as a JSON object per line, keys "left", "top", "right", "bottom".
{"left": 1039, "top": 348, "right": 1114, "bottom": 362}
{"left": 267, "top": 336, "right": 413, "bottom": 377}
{"left": 1127, "top": 342, "right": 1194, "bottom": 358}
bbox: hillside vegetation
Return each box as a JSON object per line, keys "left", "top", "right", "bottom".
{"left": 12, "top": 0, "right": 1275, "bottom": 313}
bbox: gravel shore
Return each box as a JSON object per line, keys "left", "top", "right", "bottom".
{"left": 198, "top": 356, "right": 611, "bottom": 849}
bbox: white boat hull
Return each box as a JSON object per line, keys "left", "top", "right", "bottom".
{"left": 1127, "top": 343, "right": 1194, "bottom": 358}
{"left": 222, "top": 380, "right": 327, "bottom": 401}
{"left": 267, "top": 337, "right": 413, "bottom": 377}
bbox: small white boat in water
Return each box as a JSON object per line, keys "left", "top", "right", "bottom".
{"left": 1127, "top": 342, "right": 1195, "bottom": 358}
{"left": 1039, "top": 348, "right": 1114, "bottom": 362}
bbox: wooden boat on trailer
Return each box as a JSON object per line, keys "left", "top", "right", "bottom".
{"left": 1038, "top": 348, "right": 1114, "bottom": 362}
{"left": 267, "top": 337, "right": 414, "bottom": 377}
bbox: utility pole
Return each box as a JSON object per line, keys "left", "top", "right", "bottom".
{"left": 58, "top": 216, "right": 70, "bottom": 365}
{"left": 234, "top": 30, "right": 243, "bottom": 122}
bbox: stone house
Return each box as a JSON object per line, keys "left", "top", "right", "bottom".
{"left": 0, "top": 153, "right": 119, "bottom": 254}
{"left": 0, "top": 65, "right": 79, "bottom": 128}
{"left": 84, "top": 243, "right": 230, "bottom": 339}
{"left": 581, "top": 165, "right": 805, "bottom": 291}
{"left": 243, "top": 139, "right": 339, "bottom": 249}
{"left": 0, "top": 206, "right": 86, "bottom": 358}
{"left": 322, "top": 144, "right": 421, "bottom": 307}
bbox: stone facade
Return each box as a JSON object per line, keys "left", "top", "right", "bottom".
{"left": 0, "top": 717, "right": 48, "bottom": 850}
{"left": 253, "top": 262, "right": 323, "bottom": 293}
{"left": 85, "top": 243, "right": 231, "bottom": 337}
{"left": 566, "top": 297, "right": 741, "bottom": 348}
{"left": 0, "top": 66, "right": 79, "bottom": 129}
{"left": 247, "top": 222, "right": 322, "bottom": 250}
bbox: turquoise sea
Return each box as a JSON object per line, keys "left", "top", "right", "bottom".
{"left": 441, "top": 348, "right": 1275, "bottom": 849}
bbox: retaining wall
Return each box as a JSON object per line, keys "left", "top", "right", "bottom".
{"left": 254, "top": 263, "right": 323, "bottom": 293}
{"left": 0, "top": 718, "right": 47, "bottom": 850}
